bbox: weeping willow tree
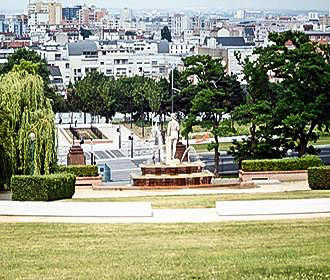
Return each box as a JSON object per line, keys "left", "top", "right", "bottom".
{"left": 0, "top": 63, "right": 56, "bottom": 190}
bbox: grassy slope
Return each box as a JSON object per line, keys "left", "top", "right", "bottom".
{"left": 69, "top": 191, "right": 330, "bottom": 209}
{"left": 1, "top": 219, "right": 329, "bottom": 279}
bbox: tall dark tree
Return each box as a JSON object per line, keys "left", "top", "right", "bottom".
{"left": 161, "top": 26, "right": 172, "bottom": 42}
{"left": 80, "top": 27, "right": 92, "bottom": 40}
{"left": 183, "top": 55, "right": 244, "bottom": 176}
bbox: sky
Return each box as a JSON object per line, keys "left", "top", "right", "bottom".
{"left": 2, "top": 0, "right": 330, "bottom": 11}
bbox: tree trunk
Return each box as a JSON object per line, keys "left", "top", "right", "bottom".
{"left": 298, "top": 137, "right": 307, "bottom": 158}
{"left": 142, "top": 112, "right": 145, "bottom": 138}
{"left": 214, "top": 136, "right": 220, "bottom": 177}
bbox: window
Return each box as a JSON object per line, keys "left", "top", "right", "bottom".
{"left": 101, "top": 61, "right": 104, "bottom": 65}
{"left": 65, "top": 63, "right": 69, "bottom": 69}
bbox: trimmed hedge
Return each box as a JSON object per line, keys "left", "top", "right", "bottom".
{"left": 308, "top": 166, "right": 330, "bottom": 190}
{"left": 242, "top": 156, "right": 323, "bottom": 172}
{"left": 56, "top": 165, "right": 99, "bottom": 177}
{"left": 11, "top": 174, "right": 76, "bottom": 201}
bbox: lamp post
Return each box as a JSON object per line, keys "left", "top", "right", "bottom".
{"left": 130, "top": 90, "right": 133, "bottom": 129}
{"left": 171, "top": 66, "right": 181, "bottom": 113}
{"left": 128, "top": 133, "right": 134, "bottom": 158}
{"left": 29, "top": 132, "right": 36, "bottom": 175}
{"left": 90, "top": 138, "right": 94, "bottom": 165}
{"left": 171, "top": 67, "right": 174, "bottom": 113}
{"left": 117, "top": 126, "right": 122, "bottom": 149}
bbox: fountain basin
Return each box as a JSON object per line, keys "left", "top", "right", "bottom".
{"left": 131, "top": 171, "right": 214, "bottom": 187}
{"left": 141, "top": 162, "right": 205, "bottom": 176}
{"left": 131, "top": 161, "right": 214, "bottom": 188}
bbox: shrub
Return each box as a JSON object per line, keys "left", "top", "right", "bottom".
{"left": 56, "top": 165, "right": 99, "bottom": 177}
{"left": 242, "top": 156, "right": 323, "bottom": 172}
{"left": 308, "top": 166, "right": 330, "bottom": 190}
{"left": 11, "top": 174, "right": 76, "bottom": 201}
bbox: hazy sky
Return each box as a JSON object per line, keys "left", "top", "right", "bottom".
{"left": 2, "top": 0, "right": 330, "bottom": 11}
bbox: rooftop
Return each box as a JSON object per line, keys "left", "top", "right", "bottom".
{"left": 68, "top": 40, "right": 98, "bottom": 56}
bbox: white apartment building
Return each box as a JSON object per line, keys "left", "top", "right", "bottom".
{"left": 169, "top": 42, "right": 195, "bottom": 55}
{"left": 227, "top": 47, "right": 256, "bottom": 82}
{"left": 48, "top": 2, "right": 62, "bottom": 25}
{"left": 169, "top": 14, "right": 190, "bottom": 37}
{"left": 35, "top": 40, "right": 182, "bottom": 86}
{"left": 308, "top": 12, "right": 319, "bottom": 21}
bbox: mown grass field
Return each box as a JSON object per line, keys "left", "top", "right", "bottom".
{"left": 1, "top": 219, "right": 329, "bottom": 279}
{"left": 69, "top": 190, "right": 330, "bottom": 209}
{"left": 192, "top": 135, "right": 330, "bottom": 152}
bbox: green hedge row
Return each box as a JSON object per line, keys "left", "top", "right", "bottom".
{"left": 56, "top": 165, "right": 99, "bottom": 177}
{"left": 308, "top": 166, "right": 330, "bottom": 190}
{"left": 242, "top": 156, "right": 323, "bottom": 172}
{"left": 11, "top": 174, "right": 76, "bottom": 201}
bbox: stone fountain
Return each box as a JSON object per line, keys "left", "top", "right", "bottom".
{"left": 131, "top": 113, "right": 214, "bottom": 188}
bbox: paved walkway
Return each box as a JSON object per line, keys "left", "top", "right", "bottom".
{"left": 1, "top": 181, "right": 328, "bottom": 224}
{"left": 73, "top": 181, "right": 310, "bottom": 198}
{"left": 0, "top": 199, "right": 329, "bottom": 224}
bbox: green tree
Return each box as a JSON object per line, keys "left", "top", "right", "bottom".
{"left": 183, "top": 55, "right": 244, "bottom": 176}
{"left": 0, "top": 67, "right": 56, "bottom": 190}
{"left": 73, "top": 72, "right": 118, "bottom": 123}
{"left": 255, "top": 31, "right": 330, "bottom": 157}
{"left": 99, "top": 78, "right": 118, "bottom": 123}
{"left": 230, "top": 54, "right": 287, "bottom": 166}
{"left": 80, "top": 27, "right": 92, "bottom": 40}
{"left": 0, "top": 48, "right": 66, "bottom": 113}
{"left": 161, "top": 26, "right": 172, "bottom": 42}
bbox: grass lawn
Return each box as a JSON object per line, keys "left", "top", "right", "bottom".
{"left": 192, "top": 135, "right": 330, "bottom": 152}
{"left": 70, "top": 190, "right": 330, "bottom": 209}
{"left": 314, "top": 135, "right": 330, "bottom": 145}
{"left": 192, "top": 142, "right": 234, "bottom": 152}
{"left": 0, "top": 219, "right": 329, "bottom": 279}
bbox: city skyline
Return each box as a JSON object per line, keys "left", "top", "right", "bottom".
{"left": 1, "top": 0, "right": 330, "bottom": 12}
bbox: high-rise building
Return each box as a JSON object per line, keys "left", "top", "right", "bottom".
{"left": 320, "top": 15, "right": 330, "bottom": 31}
{"left": 120, "top": 8, "right": 133, "bottom": 22}
{"left": 62, "top": 5, "right": 82, "bottom": 21}
{"left": 48, "top": 2, "right": 62, "bottom": 25}
{"left": 27, "top": 0, "right": 49, "bottom": 31}
{"left": 169, "top": 14, "right": 189, "bottom": 37}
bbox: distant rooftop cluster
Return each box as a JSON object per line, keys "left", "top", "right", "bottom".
{"left": 0, "top": 0, "right": 329, "bottom": 96}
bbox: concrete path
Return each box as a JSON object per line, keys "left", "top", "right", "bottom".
{"left": 0, "top": 198, "right": 329, "bottom": 224}
{"left": 73, "top": 181, "right": 310, "bottom": 199}
{"left": 0, "top": 201, "right": 152, "bottom": 217}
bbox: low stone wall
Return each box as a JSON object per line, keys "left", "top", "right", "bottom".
{"left": 239, "top": 170, "right": 307, "bottom": 182}
{"left": 75, "top": 176, "right": 102, "bottom": 189}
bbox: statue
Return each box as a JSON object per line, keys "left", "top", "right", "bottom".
{"left": 166, "top": 113, "right": 179, "bottom": 164}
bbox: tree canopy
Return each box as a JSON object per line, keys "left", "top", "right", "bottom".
{"left": 230, "top": 31, "right": 330, "bottom": 164}
{"left": 0, "top": 48, "right": 67, "bottom": 113}
{"left": 161, "top": 26, "right": 172, "bottom": 42}
{"left": 182, "top": 55, "right": 244, "bottom": 175}
{"left": 0, "top": 64, "right": 57, "bottom": 190}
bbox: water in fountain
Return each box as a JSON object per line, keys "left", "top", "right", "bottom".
{"left": 181, "top": 145, "right": 200, "bottom": 163}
